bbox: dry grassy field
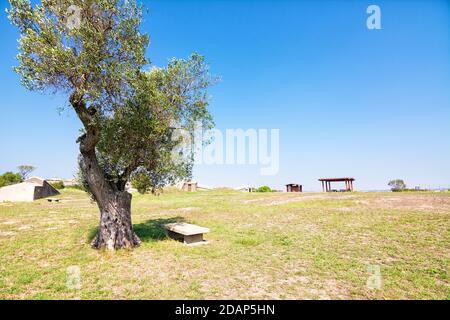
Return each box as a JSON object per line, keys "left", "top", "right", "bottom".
{"left": 0, "top": 189, "right": 449, "bottom": 299}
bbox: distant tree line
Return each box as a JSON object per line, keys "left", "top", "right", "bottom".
{"left": 387, "top": 179, "right": 437, "bottom": 192}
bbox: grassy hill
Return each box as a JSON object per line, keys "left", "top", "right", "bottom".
{"left": 0, "top": 189, "right": 448, "bottom": 299}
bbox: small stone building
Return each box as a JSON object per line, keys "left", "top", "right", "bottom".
{"left": 286, "top": 183, "right": 303, "bottom": 192}
{"left": 182, "top": 181, "right": 198, "bottom": 192}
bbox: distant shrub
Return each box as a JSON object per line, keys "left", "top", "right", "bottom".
{"left": 0, "top": 172, "right": 22, "bottom": 188}
{"left": 49, "top": 181, "right": 65, "bottom": 189}
{"left": 388, "top": 179, "right": 406, "bottom": 192}
{"left": 257, "top": 186, "right": 272, "bottom": 193}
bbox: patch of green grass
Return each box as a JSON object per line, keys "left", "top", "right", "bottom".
{"left": 272, "top": 234, "right": 293, "bottom": 246}
{"left": 17, "top": 273, "right": 35, "bottom": 285}
{"left": 234, "top": 236, "right": 263, "bottom": 246}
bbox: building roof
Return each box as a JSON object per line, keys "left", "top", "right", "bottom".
{"left": 318, "top": 177, "right": 355, "bottom": 182}
{"left": 24, "top": 176, "right": 46, "bottom": 185}
{"left": 0, "top": 178, "right": 59, "bottom": 202}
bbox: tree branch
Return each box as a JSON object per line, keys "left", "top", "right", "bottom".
{"left": 70, "top": 91, "right": 101, "bottom": 154}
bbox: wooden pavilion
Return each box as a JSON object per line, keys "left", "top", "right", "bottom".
{"left": 319, "top": 178, "right": 355, "bottom": 192}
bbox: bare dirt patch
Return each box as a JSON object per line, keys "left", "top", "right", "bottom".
{"left": 17, "top": 225, "right": 32, "bottom": 231}
{"left": 0, "top": 231, "right": 16, "bottom": 237}
{"left": 200, "top": 270, "right": 351, "bottom": 299}
{"left": 358, "top": 194, "right": 450, "bottom": 212}
{"left": 1, "top": 220, "right": 19, "bottom": 225}
{"left": 242, "top": 193, "right": 357, "bottom": 206}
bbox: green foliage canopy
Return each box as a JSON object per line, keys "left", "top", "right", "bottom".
{"left": 130, "top": 171, "right": 151, "bottom": 194}
{"left": 257, "top": 186, "right": 272, "bottom": 193}
{"left": 8, "top": 0, "right": 148, "bottom": 110}
{"left": 0, "top": 172, "right": 22, "bottom": 188}
{"left": 9, "top": 0, "right": 215, "bottom": 193}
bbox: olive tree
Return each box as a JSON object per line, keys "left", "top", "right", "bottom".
{"left": 17, "top": 165, "right": 36, "bottom": 180}
{"left": 8, "top": 0, "right": 214, "bottom": 249}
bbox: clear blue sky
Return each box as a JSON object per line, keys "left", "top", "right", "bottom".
{"left": 0, "top": 0, "right": 449, "bottom": 191}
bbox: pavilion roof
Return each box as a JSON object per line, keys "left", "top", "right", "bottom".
{"left": 318, "top": 177, "right": 355, "bottom": 182}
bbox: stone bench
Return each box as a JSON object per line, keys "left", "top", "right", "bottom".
{"left": 163, "top": 222, "right": 209, "bottom": 246}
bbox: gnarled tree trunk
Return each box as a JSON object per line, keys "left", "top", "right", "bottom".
{"left": 72, "top": 93, "right": 140, "bottom": 250}
{"left": 91, "top": 190, "right": 141, "bottom": 249}
{"left": 80, "top": 150, "right": 141, "bottom": 250}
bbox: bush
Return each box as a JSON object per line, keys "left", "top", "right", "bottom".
{"left": 257, "top": 186, "right": 272, "bottom": 193}
{"left": 0, "top": 172, "right": 22, "bottom": 188}
{"left": 49, "top": 181, "right": 65, "bottom": 189}
{"left": 388, "top": 179, "right": 406, "bottom": 192}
